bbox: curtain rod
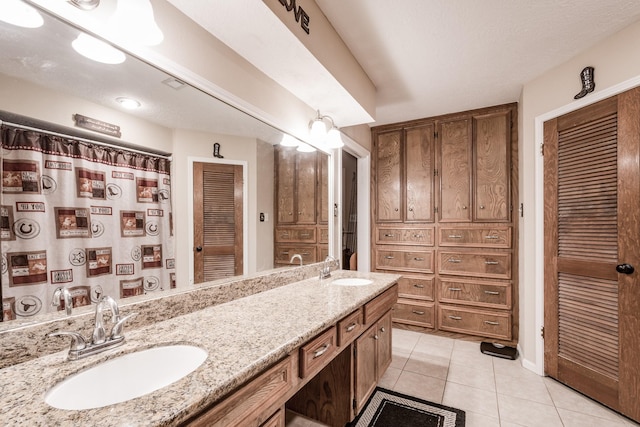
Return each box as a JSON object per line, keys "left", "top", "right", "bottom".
{"left": 0, "top": 115, "right": 172, "bottom": 160}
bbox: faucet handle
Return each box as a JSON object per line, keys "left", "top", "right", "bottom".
{"left": 48, "top": 331, "right": 87, "bottom": 351}
{"left": 110, "top": 312, "right": 137, "bottom": 340}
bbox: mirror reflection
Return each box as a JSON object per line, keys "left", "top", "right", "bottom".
{"left": 0, "top": 5, "right": 330, "bottom": 324}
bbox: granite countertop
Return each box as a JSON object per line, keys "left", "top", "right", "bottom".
{"left": 0, "top": 270, "right": 400, "bottom": 426}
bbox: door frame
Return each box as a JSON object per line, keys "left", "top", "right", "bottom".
{"left": 188, "top": 156, "right": 249, "bottom": 285}
{"left": 531, "top": 75, "right": 640, "bottom": 375}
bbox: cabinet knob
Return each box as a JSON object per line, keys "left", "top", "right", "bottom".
{"left": 408, "top": 207, "right": 414, "bottom": 212}
{"left": 374, "top": 334, "right": 379, "bottom": 340}
{"left": 380, "top": 327, "right": 386, "bottom": 333}
{"left": 395, "top": 208, "right": 399, "bottom": 212}
{"left": 479, "top": 205, "right": 485, "bottom": 209}
{"left": 462, "top": 206, "right": 467, "bottom": 210}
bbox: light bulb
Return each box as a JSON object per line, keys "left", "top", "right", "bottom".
{"left": 297, "top": 142, "right": 316, "bottom": 153}
{"left": 280, "top": 134, "right": 299, "bottom": 147}
{"left": 309, "top": 118, "right": 327, "bottom": 145}
{"left": 72, "top": 33, "right": 126, "bottom": 64}
{"left": 110, "top": 0, "right": 164, "bottom": 46}
{"left": 0, "top": 0, "right": 44, "bottom": 28}
{"left": 325, "top": 127, "right": 344, "bottom": 148}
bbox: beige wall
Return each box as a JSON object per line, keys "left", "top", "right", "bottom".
{"left": 519, "top": 19, "right": 640, "bottom": 370}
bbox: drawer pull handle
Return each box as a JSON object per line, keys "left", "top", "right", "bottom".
{"left": 300, "top": 233, "right": 310, "bottom": 237}
{"left": 484, "top": 290, "right": 500, "bottom": 295}
{"left": 448, "top": 259, "right": 462, "bottom": 263}
{"left": 313, "top": 344, "right": 331, "bottom": 358}
{"left": 385, "top": 256, "right": 395, "bottom": 259}
{"left": 484, "top": 261, "right": 499, "bottom": 265}
{"left": 282, "top": 251, "right": 289, "bottom": 255}
{"left": 384, "top": 233, "right": 395, "bottom": 237}
{"left": 448, "top": 287, "right": 462, "bottom": 291}
{"left": 484, "top": 321, "right": 500, "bottom": 326}
{"left": 346, "top": 323, "right": 357, "bottom": 332}
{"left": 448, "top": 234, "right": 463, "bottom": 239}
{"left": 280, "top": 233, "right": 290, "bottom": 237}
{"left": 413, "top": 284, "right": 425, "bottom": 289}
{"left": 412, "top": 234, "right": 423, "bottom": 238}
{"left": 448, "top": 315, "right": 462, "bottom": 320}
{"left": 412, "top": 310, "right": 425, "bottom": 315}
{"left": 484, "top": 235, "right": 499, "bottom": 240}
{"left": 413, "top": 257, "right": 425, "bottom": 261}
{"left": 301, "top": 252, "right": 311, "bottom": 256}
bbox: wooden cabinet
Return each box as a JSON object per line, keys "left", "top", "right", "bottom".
{"left": 274, "top": 146, "right": 328, "bottom": 266}
{"left": 354, "top": 311, "right": 392, "bottom": 412}
{"left": 372, "top": 103, "right": 518, "bottom": 344}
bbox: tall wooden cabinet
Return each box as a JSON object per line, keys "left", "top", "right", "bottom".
{"left": 274, "top": 146, "right": 328, "bottom": 266}
{"left": 372, "top": 103, "right": 518, "bottom": 343}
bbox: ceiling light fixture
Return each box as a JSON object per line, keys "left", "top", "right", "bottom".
{"left": 109, "top": 0, "right": 164, "bottom": 46}
{"left": 116, "top": 97, "right": 141, "bottom": 109}
{"left": 0, "top": 0, "right": 44, "bottom": 28}
{"left": 72, "top": 32, "right": 126, "bottom": 64}
{"left": 309, "top": 110, "right": 344, "bottom": 149}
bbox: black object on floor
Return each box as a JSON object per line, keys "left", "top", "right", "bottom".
{"left": 350, "top": 387, "right": 465, "bottom": 427}
{"left": 480, "top": 341, "right": 519, "bottom": 360}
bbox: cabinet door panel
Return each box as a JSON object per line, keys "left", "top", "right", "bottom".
{"left": 474, "top": 111, "right": 511, "bottom": 221}
{"left": 405, "top": 124, "right": 434, "bottom": 222}
{"left": 296, "top": 152, "right": 317, "bottom": 224}
{"left": 376, "top": 312, "right": 392, "bottom": 377}
{"left": 376, "top": 130, "right": 402, "bottom": 222}
{"left": 354, "top": 326, "right": 377, "bottom": 411}
{"left": 439, "top": 119, "right": 472, "bottom": 221}
{"left": 276, "top": 148, "right": 296, "bottom": 224}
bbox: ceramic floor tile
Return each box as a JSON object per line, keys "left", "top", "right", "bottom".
{"left": 442, "top": 381, "right": 499, "bottom": 419}
{"left": 495, "top": 371, "right": 553, "bottom": 405}
{"left": 463, "top": 410, "right": 500, "bottom": 427}
{"left": 450, "top": 346, "right": 494, "bottom": 370}
{"left": 497, "top": 394, "right": 563, "bottom": 427}
{"left": 557, "top": 407, "right": 631, "bottom": 427}
{"left": 544, "top": 377, "right": 628, "bottom": 422}
{"left": 403, "top": 349, "right": 450, "bottom": 380}
{"left": 412, "top": 337, "right": 454, "bottom": 359}
{"left": 492, "top": 356, "right": 532, "bottom": 379}
{"left": 391, "top": 328, "right": 421, "bottom": 351}
{"left": 447, "top": 361, "right": 496, "bottom": 392}
{"left": 392, "top": 370, "right": 446, "bottom": 404}
{"left": 389, "top": 352, "right": 408, "bottom": 370}
{"left": 378, "top": 366, "right": 401, "bottom": 389}
{"left": 452, "top": 339, "right": 482, "bottom": 354}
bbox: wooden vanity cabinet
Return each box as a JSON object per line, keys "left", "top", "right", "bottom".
{"left": 372, "top": 103, "right": 518, "bottom": 344}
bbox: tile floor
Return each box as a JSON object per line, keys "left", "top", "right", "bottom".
{"left": 380, "top": 328, "right": 640, "bottom": 427}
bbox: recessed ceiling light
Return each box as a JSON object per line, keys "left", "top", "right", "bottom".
{"left": 116, "top": 97, "right": 141, "bottom": 109}
{"left": 0, "top": 0, "right": 44, "bottom": 28}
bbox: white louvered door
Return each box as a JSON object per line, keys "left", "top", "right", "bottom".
{"left": 193, "top": 162, "right": 243, "bottom": 283}
{"left": 544, "top": 89, "right": 640, "bottom": 422}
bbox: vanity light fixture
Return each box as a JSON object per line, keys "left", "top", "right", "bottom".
{"left": 116, "top": 97, "right": 141, "bottom": 109}
{"left": 296, "top": 142, "right": 316, "bottom": 153}
{"left": 109, "top": 0, "right": 164, "bottom": 46}
{"left": 280, "top": 134, "right": 300, "bottom": 147}
{"left": 68, "top": 0, "right": 100, "bottom": 11}
{"left": 0, "top": 0, "right": 44, "bottom": 28}
{"left": 72, "top": 32, "right": 126, "bottom": 64}
{"left": 309, "top": 110, "right": 344, "bottom": 149}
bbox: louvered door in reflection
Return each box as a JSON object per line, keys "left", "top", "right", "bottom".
{"left": 544, "top": 89, "right": 640, "bottom": 422}
{"left": 193, "top": 162, "right": 243, "bottom": 283}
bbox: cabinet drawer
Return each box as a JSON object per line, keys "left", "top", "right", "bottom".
{"left": 392, "top": 299, "right": 435, "bottom": 328}
{"left": 274, "top": 245, "right": 316, "bottom": 263}
{"left": 299, "top": 327, "right": 337, "bottom": 378}
{"left": 376, "top": 227, "right": 434, "bottom": 246}
{"left": 438, "top": 251, "right": 510, "bottom": 279}
{"left": 337, "top": 309, "right": 363, "bottom": 346}
{"left": 397, "top": 275, "right": 434, "bottom": 301}
{"left": 438, "top": 227, "right": 511, "bottom": 248}
{"left": 375, "top": 249, "right": 434, "bottom": 273}
{"left": 438, "top": 305, "right": 511, "bottom": 340}
{"left": 275, "top": 227, "right": 316, "bottom": 243}
{"left": 439, "top": 279, "right": 511, "bottom": 309}
{"left": 364, "top": 284, "right": 398, "bottom": 325}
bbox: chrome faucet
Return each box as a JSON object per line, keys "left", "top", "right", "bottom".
{"left": 290, "top": 253, "right": 303, "bottom": 266}
{"left": 319, "top": 255, "right": 339, "bottom": 280}
{"left": 52, "top": 286, "right": 73, "bottom": 315}
{"left": 48, "top": 295, "right": 136, "bottom": 360}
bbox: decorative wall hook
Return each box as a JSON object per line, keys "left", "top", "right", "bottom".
{"left": 574, "top": 66, "right": 595, "bottom": 99}
{"left": 213, "top": 142, "right": 224, "bottom": 158}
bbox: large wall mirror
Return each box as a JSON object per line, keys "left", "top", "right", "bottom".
{"left": 0, "top": 5, "right": 331, "bottom": 325}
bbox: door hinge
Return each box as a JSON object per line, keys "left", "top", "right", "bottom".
{"left": 434, "top": 206, "right": 439, "bottom": 214}
{"left": 434, "top": 169, "right": 439, "bottom": 177}
{"left": 541, "top": 326, "right": 545, "bottom": 339}
{"left": 434, "top": 131, "right": 438, "bottom": 139}
{"left": 540, "top": 143, "right": 545, "bottom": 156}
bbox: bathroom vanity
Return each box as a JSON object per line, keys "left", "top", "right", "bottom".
{"left": 0, "top": 270, "right": 399, "bottom": 426}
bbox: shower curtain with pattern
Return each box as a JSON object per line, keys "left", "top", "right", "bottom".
{"left": 0, "top": 124, "right": 174, "bottom": 321}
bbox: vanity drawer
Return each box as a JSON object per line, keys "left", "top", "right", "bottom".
{"left": 337, "top": 308, "right": 363, "bottom": 346}
{"left": 274, "top": 245, "right": 316, "bottom": 263}
{"left": 375, "top": 249, "right": 434, "bottom": 273}
{"left": 299, "top": 327, "right": 338, "bottom": 378}
{"left": 376, "top": 227, "right": 434, "bottom": 246}
{"left": 438, "top": 305, "right": 511, "bottom": 340}
{"left": 438, "top": 251, "right": 511, "bottom": 279}
{"left": 397, "top": 275, "right": 434, "bottom": 301}
{"left": 275, "top": 227, "right": 316, "bottom": 243}
{"left": 439, "top": 279, "right": 511, "bottom": 309}
{"left": 392, "top": 299, "right": 435, "bottom": 328}
{"left": 363, "top": 284, "right": 398, "bottom": 325}
{"left": 438, "top": 227, "right": 511, "bottom": 248}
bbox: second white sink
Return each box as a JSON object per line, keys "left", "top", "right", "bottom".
{"left": 45, "top": 344, "right": 207, "bottom": 410}
{"left": 331, "top": 278, "right": 373, "bottom": 286}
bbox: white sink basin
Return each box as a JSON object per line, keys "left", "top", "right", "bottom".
{"left": 331, "top": 278, "right": 373, "bottom": 286}
{"left": 45, "top": 344, "right": 207, "bottom": 410}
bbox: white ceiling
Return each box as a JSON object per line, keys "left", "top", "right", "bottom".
{"left": 171, "top": 0, "right": 640, "bottom": 127}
